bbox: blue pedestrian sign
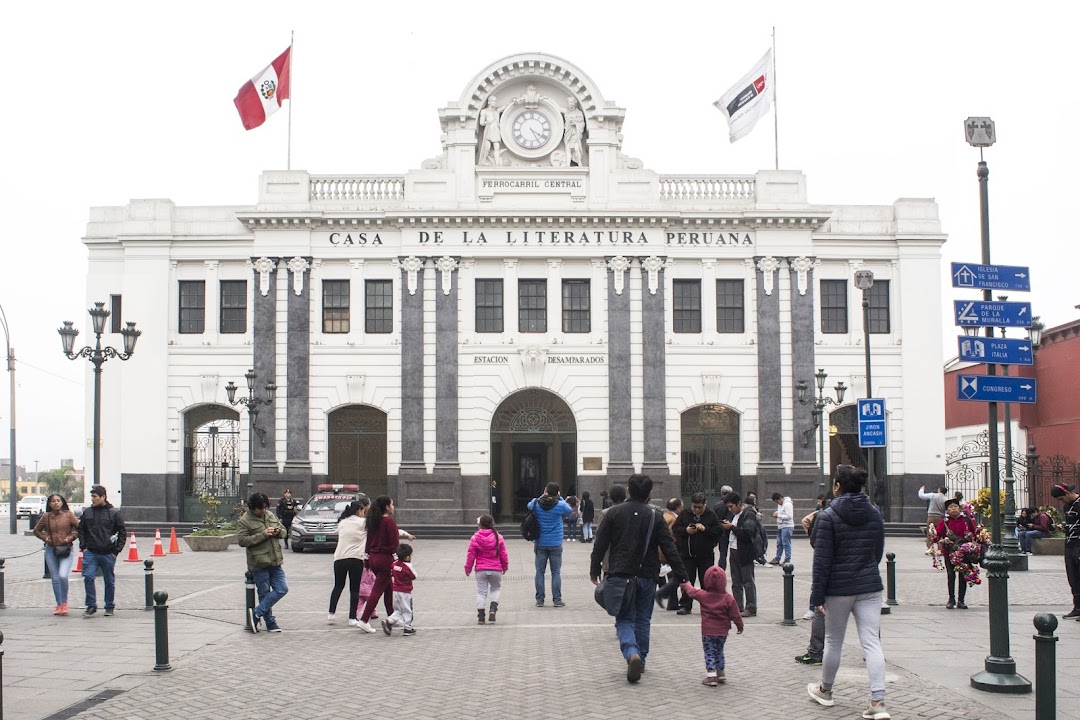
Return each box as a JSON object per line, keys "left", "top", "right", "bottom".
{"left": 954, "top": 300, "right": 1033, "bottom": 328}
{"left": 956, "top": 336, "right": 1034, "bottom": 366}
{"left": 857, "top": 398, "right": 887, "bottom": 449}
{"left": 951, "top": 262, "right": 1031, "bottom": 292}
{"left": 957, "top": 375, "right": 1037, "bottom": 404}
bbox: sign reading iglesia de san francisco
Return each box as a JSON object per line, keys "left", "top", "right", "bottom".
{"left": 319, "top": 228, "right": 756, "bottom": 249}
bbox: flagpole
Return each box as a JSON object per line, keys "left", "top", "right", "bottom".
{"left": 287, "top": 30, "right": 294, "bottom": 171}
{"left": 772, "top": 26, "right": 779, "bottom": 170}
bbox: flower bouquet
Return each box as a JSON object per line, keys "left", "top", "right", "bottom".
{"left": 929, "top": 502, "right": 991, "bottom": 586}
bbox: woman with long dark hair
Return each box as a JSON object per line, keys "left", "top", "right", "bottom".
{"left": 328, "top": 497, "right": 370, "bottom": 626}
{"left": 357, "top": 495, "right": 399, "bottom": 632}
{"left": 33, "top": 494, "right": 80, "bottom": 615}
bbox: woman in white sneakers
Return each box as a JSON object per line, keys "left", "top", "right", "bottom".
{"left": 328, "top": 496, "right": 369, "bottom": 627}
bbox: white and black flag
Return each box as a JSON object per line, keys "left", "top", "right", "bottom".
{"left": 714, "top": 50, "right": 774, "bottom": 143}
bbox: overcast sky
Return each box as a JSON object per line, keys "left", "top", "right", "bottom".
{"left": 1, "top": 2, "right": 1075, "bottom": 472}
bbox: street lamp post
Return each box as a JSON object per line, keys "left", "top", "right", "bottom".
{"left": 854, "top": 270, "right": 881, "bottom": 515}
{"left": 58, "top": 302, "right": 141, "bottom": 489}
{"left": 964, "top": 116, "right": 1031, "bottom": 694}
{"left": 1, "top": 304, "right": 17, "bottom": 533}
{"left": 225, "top": 369, "right": 276, "bottom": 495}
{"left": 798, "top": 369, "right": 847, "bottom": 498}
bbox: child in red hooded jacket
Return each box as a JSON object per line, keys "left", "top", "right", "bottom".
{"left": 681, "top": 565, "right": 744, "bottom": 686}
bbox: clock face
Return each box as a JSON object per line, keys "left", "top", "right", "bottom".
{"left": 511, "top": 110, "right": 552, "bottom": 149}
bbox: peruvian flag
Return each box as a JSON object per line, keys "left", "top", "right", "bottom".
{"left": 233, "top": 46, "right": 291, "bottom": 130}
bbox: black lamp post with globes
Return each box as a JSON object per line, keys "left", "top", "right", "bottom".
{"left": 225, "top": 369, "right": 276, "bottom": 494}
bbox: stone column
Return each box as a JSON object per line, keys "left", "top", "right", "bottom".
{"left": 640, "top": 256, "right": 669, "bottom": 483}
{"left": 755, "top": 256, "right": 784, "bottom": 476}
{"left": 433, "top": 256, "right": 460, "bottom": 471}
{"left": 250, "top": 257, "right": 279, "bottom": 479}
{"left": 606, "top": 256, "right": 634, "bottom": 480}
{"left": 398, "top": 256, "right": 426, "bottom": 471}
{"left": 284, "top": 257, "right": 312, "bottom": 490}
{"left": 788, "top": 257, "right": 818, "bottom": 473}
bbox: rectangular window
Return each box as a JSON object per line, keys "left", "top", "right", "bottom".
{"left": 820, "top": 280, "right": 848, "bottom": 334}
{"left": 365, "top": 280, "right": 393, "bottom": 334}
{"left": 322, "top": 280, "right": 350, "bottom": 334}
{"left": 673, "top": 279, "right": 702, "bottom": 333}
{"left": 518, "top": 279, "right": 547, "bottom": 333}
{"left": 110, "top": 294, "right": 122, "bottom": 333}
{"left": 866, "top": 280, "right": 891, "bottom": 334}
{"left": 178, "top": 281, "right": 205, "bottom": 334}
{"left": 219, "top": 280, "right": 247, "bottom": 334}
{"left": 475, "top": 279, "right": 503, "bottom": 333}
{"left": 561, "top": 279, "right": 591, "bottom": 333}
{"left": 715, "top": 279, "right": 745, "bottom": 333}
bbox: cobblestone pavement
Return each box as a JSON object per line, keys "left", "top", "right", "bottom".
{"left": 0, "top": 532, "right": 1074, "bottom": 719}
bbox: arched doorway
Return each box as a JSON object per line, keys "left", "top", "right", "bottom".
{"left": 490, "top": 389, "right": 577, "bottom": 521}
{"left": 327, "top": 405, "right": 388, "bottom": 498}
{"left": 680, "top": 404, "right": 741, "bottom": 498}
{"left": 829, "top": 404, "right": 887, "bottom": 492}
{"left": 183, "top": 405, "right": 241, "bottom": 522}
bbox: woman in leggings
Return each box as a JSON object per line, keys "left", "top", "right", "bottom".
{"left": 356, "top": 495, "right": 399, "bottom": 633}
{"left": 327, "top": 497, "right": 369, "bottom": 626}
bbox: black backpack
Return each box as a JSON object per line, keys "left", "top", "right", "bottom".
{"left": 520, "top": 508, "right": 540, "bottom": 541}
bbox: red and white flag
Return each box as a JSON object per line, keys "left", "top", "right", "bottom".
{"left": 233, "top": 46, "right": 291, "bottom": 130}
{"left": 714, "top": 50, "right": 774, "bottom": 143}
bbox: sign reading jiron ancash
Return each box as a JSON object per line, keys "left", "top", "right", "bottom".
{"left": 319, "top": 228, "right": 755, "bottom": 249}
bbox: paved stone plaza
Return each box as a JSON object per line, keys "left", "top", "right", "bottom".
{"left": 0, "top": 532, "right": 1074, "bottom": 720}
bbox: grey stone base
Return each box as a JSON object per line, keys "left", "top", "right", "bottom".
{"left": 120, "top": 472, "right": 183, "bottom": 523}
{"left": 887, "top": 473, "right": 946, "bottom": 523}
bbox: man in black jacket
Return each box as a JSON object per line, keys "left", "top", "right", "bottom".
{"left": 712, "top": 484, "right": 734, "bottom": 569}
{"left": 78, "top": 485, "right": 127, "bottom": 618}
{"left": 721, "top": 492, "right": 759, "bottom": 617}
{"left": 590, "top": 474, "right": 687, "bottom": 684}
{"left": 673, "top": 492, "right": 722, "bottom": 614}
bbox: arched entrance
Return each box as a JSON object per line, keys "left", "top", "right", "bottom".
{"left": 327, "top": 405, "right": 388, "bottom": 498}
{"left": 183, "top": 405, "right": 241, "bottom": 522}
{"left": 829, "top": 404, "right": 887, "bottom": 491}
{"left": 490, "top": 389, "right": 577, "bottom": 521}
{"left": 680, "top": 404, "right": 741, "bottom": 498}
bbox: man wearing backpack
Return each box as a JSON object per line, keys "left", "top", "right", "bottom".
{"left": 527, "top": 483, "right": 573, "bottom": 607}
{"left": 721, "top": 492, "right": 760, "bottom": 617}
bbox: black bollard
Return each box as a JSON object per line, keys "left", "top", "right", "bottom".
{"left": 153, "top": 590, "right": 172, "bottom": 672}
{"left": 0, "top": 558, "right": 6, "bottom": 609}
{"left": 1, "top": 630, "right": 5, "bottom": 719}
{"left": 886, "top": 552, "right": 898, "bottom": 606}
{"left": 244, "top": 571, "right": 256, "bottom": 630}
{"left": 1033, "top": 613, "right": 1058, "bottom": 720}
{"left": 143, "top": 560, "right": 155, "bottom": 611}
{"left": 782, "top": 563, "right": 796, "bottom": 626}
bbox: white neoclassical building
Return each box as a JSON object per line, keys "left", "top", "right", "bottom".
{"left": 82, "top": 53, "right": 946, "bottom": 524}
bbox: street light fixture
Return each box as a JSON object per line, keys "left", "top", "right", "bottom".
{"left": 798, "top": 369, "right": 847, "bottom": 498}
{"left": 853, "top": 269, "right": 882, "bottom": 513}
{"left": 58, "top": 302, "right": 141, "bottom": 490}
{"left": 225, "top": 369, "right": 276, "bottom": 493}
{"left": 1, "top": 303, "right": 17, "bottom": 533}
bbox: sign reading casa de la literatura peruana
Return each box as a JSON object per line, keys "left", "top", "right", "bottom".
{"left": 320, "top": 229, "right": 755, "bottom": 248}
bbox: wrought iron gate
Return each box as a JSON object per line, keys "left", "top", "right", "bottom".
{"left": 186, "top": 419, "right": 241, "bottom": 497}
{"left": 944, "top": 429, "right": 1029, "bottom": 505}
{"left": 681, "top": 405, "right": 740, "bottom": 496}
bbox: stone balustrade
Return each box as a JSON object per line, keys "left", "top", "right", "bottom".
{"left": 310, "top": 176, "right": 406, "bottom": 202}
{"left": 658, "top": 175, "right": 756, "bottom": 202}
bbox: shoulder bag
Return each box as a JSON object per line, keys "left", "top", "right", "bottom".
{"left": 594, "top": 507, "right": 656, "bottom": 617}
{"left": 48, "top": 515, "right": 73, "bottom": 558}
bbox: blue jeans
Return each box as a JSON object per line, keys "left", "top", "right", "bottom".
{"left": 1019, "top": 529, "right": 1046, "bottom": 553}
{"left": 773, "top": 527, "right": 793, "bottom": 563}
{"left": 45, "top": 546, "right": 75, "bottom": 605}
{"left": 252, "top": 564, "right": 289, "bottom": 625}
{"left": 534, "top": 544, "right": 563, "bottom": 603}
{"left": 615, "top": 577, "right": 657, "bottom": 663}
{"left": 82, "top": 551, "right": 116, "bottom": 610}
{"left": 581, "top": 520, "right": 594, "bottom": 541}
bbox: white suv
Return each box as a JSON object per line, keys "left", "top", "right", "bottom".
{"left": 16, "top": 495, "right": 48, "bottom": 518}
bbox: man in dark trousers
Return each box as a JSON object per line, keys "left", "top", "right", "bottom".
{"left": 673, "top": 492, "right": 722, "bottom": 614}
{"left": 712, "top": 484, "right": 735, "bottom": 569}
{"left": 590, "top": 474, "right": 687, "bottom": 684}
{"left": 722, "top": 492, "right": 760, "bottom": 617}
{"left": 78, "top": 485, "right": 127, "bottom": 618}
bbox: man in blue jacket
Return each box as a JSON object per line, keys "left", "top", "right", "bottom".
{"left": 528, "top": 482, "right": 573, "bottom": 607}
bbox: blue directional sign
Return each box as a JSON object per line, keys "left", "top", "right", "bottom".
{"left": 956, "top": 336, "right": 1034, "bottom": 366}
{"left": 951, "top": 262, "right": 1031, "bottom": 292}
{"left": 957, "top": 375, "right": 1037, "bottom": 404}
{"left": 954, "top": 300, "right": 1033, "bottom": 328}
{"left": 857, "top": 398, "right": 887, "bottom": 448}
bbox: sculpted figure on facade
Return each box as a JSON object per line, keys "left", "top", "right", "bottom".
{"left": 478, "top": 95, "right": 506, "bottom": 167}
{"left": 563, "top": 96, "right": 585, "bottom": 166}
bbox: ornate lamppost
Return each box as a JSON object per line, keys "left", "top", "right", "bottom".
{"left": 1, "top": 303, "right": 16, "bottom": 533}
{"left": 798, "top": 369, "right": 847, "bottom": 498}
{"left": 225, "top": 369, "right": 275, "bottom": 493}
{"left": 58, "top": 302, "right": 141, "bottom": 489}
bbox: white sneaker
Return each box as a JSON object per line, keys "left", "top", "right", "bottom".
{"left": 348, "top": 618, "right": 361, "bottom": 627}
{"left": 327, "top": 613, "right": 336, "bottom": 623}
{"left": 862, "top": 701, "right": 891, "bottom": 719}
{"left": 807, "top": 683, "right": 834, "bottom": 707}
{"left": 802, "top": 610, "right": 816, "bottom": 620}
{"left": 356, "top": 621, "right": 377, "bottom": 633}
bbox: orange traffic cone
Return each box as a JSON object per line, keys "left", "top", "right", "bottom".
{"left": 168, "top": 527, "right": 182, "bottom": 554}
{"left": 151, "top": 529, "right": 166, "bottom": 557}
{"left": 123, "top": 532, "right": 141, "bottom": 562}
{"left": 74, "top": 549, "right": 83, "bottom": 572}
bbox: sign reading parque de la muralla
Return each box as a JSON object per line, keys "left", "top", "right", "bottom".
{"left": 319, "top": 229, "right": 755, "bottom": 248}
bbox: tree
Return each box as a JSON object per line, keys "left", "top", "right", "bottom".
{"left": 40, "top": 468, "right": 81, "bottom": 499}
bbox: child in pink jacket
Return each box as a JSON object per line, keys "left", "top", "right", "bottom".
{"left": 681, "top": 565, "right": 744, "bottom": 685}
{"left": 465, "top": 514, "right": 510, "bottom": 624}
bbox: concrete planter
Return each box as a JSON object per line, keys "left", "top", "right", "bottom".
{"left": 1031, "top": 537, "right": 1065, "bottom": 556}
{"left": 184, "top": 534, "right": 238, "bottom": 552}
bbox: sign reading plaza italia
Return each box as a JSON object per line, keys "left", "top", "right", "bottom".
{"left": 318, "top": 229, "right": 756, "bottom": 248}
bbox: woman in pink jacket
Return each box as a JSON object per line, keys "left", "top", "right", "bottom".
{"left": 465, "top": 514, "right": 509, "bottom": 624}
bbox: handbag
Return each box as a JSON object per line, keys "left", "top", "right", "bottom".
{"left": 359, "top": 567, "right": 375, "bottom": 598}
{"left": 53, "top": 544, "right": 72, "bottom": 559}
{"left": 593, "top": 507, "right": 656, "bottom": 617}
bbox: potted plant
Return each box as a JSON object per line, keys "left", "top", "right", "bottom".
{"left": 184, "top": 493, "right": 239, "bottom": 552}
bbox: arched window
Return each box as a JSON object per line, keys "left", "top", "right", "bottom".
{"left": 183, "top": 405, "right": 240, "bottom": 498}
{"left": 680, "top": 404, "right": 740, "bottom": 496}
